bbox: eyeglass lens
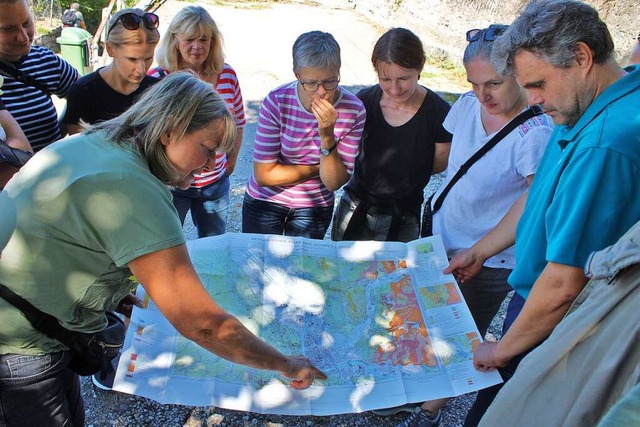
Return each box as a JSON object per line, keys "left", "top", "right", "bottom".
{"left": 110, "top": 12, "right": 159, "bottom": 33}
{"left": 466, "top": 26, "right": 506, "bottom": 43}
{"left": 301, "top": 80, "right": 340, "bottom": 92}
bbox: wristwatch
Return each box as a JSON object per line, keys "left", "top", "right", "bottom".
{"left": 320, "top": 142, "right": 337, "bottom": 156}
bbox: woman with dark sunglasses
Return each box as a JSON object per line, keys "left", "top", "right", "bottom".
{"left": 384, "top": 24, "right": 553, "bottom": 427}
{"left": 149, "top": 6, "right": 245, "bottom": 238}
{"left": 62, "top": 8, "right": 160, "bottom": 135}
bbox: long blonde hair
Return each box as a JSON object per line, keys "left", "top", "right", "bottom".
{"left": 154, "top": 5, "right": 224, "bottom": 76}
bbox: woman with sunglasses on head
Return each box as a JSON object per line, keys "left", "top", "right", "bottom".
{"left": 149, "top": 5, "right": 245, "bottom": 237}
{"left": 0, "top": 73, "right": 325, "bottom": 427}
{"left": 242, "top": 30, "right": 365, "bottom": 239}
{"left": 381, "top": 24, "right": 553, "bottom": 427}
{"left": 331, "top": 28, "right": 452, "bottom": 243}
{"left": 62, "top": 9, "right": 160, "bottom": 135}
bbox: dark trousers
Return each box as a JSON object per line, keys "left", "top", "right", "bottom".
{"left": 464, "top": 292, "right": 529, "bottom": 427}
{"left": 0, "top": 351, "right": 84, "bottom": 426}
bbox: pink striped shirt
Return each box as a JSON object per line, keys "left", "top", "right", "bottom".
{"left": 148, "top": 64, "right": 246, "bottom": 188}
{"left": 246, "top": 81, "right": 365, "bottom": 208}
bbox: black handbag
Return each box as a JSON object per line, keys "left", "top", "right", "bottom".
{"left": 421, "top": 105, "right": 543, "bottom": 237}
{"left": 0, "top": 283, "right": 126, "bottom": 379}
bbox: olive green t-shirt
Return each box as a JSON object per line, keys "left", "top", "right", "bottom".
{"left": 0, "top": 132, "right": 186, "bottom": 355}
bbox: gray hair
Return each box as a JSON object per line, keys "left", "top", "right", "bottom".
{"left": 463, "top": 24, "right": 508, "bottom": 65}
{"left": 87, "top": 71, "right": 236, "bottom": 185}
{"left": 491, "top": 0, "right": 615, "bottom": 75}
{"left": 292, "top": 31, "right": 341, "bottom": 73}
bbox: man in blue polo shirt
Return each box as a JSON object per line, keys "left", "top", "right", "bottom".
{"left": 455, "top": 0, "right": 640, "bottom": 425}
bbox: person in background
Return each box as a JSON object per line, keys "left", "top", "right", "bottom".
{"left": 62, "top": 8, "right": 160, "bottom": 135}
{"left": 460, "top": 1, "right": 640, "bottom": 425}
{"left": 243, "top": 31, "right": 365, "bottom": 239}
{"left": 0, "top": 0, "right": 78, "bottom": 150}
{"left": 149, "top": 5, "right": 245, "bottom": 237}
{"left": 630, "top": 32, "right": 640, "bottom": 64}
{"left": 380, "top": 24, "right": 553, "bottom": 427}
{"left": 61, "top": 2, "right": 86, "bottom": 30}
{"left": 0, "top": 72, "right": 326, "bottom": 427}
{"left": 331, "top": 28, "right": 451, "bottom": 243}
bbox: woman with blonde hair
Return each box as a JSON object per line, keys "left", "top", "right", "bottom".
{"left": 0, "top": 72, "right": 325, "bottom": 426}
{"left": 150, "top": 5, "right": 245, "bottom": 237}
{"left": 62, "top": 8, "right": 160, "bottom": 134}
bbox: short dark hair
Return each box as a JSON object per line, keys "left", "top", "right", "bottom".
{"left": 371, "top": 28, "right": 426, "bottom": 71}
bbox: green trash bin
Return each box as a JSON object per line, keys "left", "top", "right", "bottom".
{"left": 56, "top": 27, "right": 93, "bottom": 75}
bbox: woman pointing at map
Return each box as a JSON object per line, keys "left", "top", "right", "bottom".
{"left": 0, "top": 72, "right": 326, "bottom": 427}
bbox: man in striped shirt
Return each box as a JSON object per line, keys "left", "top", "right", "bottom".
{"left": 0, "top": 0, "right": 78, "bottom": 151}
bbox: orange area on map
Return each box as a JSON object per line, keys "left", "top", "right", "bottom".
{"left": 444, "top": 283, "right": 462, "bottom": 305}
{"left": 467, "top": 333, "right": 481, "bottom": 352}
{"left": 381, "top": 260, "right": 396, "bottom": 273}
{"left": 374, "top": 276, "right": 437, "bottom": 367}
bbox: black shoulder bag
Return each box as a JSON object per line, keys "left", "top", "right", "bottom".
{"left": 0, "top": 283, "right": 125, "bottom": 379}
{"left": 0, "top": 60, "right": 52, "bottom": 96}
{"left": 421, "top": 105, "right": 543, "bottom": 237}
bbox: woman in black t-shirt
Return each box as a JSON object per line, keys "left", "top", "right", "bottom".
{"left": 62, "top": 8, "right": 160, "bottom": 135}
{"left": 331, "top": 28, "right": 452, "bottom": 242}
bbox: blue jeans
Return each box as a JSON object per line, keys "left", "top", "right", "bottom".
{"left": 172, "top": 175, "right": 230, "bottom": 238}
{"left": 242, "top": 193, "right": 333, "bottom": 239}
{"left": 0, "top": 351, "right": 84, "bottom": 426}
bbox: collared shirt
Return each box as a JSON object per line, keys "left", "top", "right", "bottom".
{"left": 509, "top": 65, "right": 640, "bottom": 298}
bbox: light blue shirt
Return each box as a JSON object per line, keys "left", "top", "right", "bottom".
{"left": 509, "top": 65, "right": 640, "bottom": 298}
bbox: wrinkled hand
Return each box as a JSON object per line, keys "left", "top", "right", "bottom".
{"left": 310, "top": 98, "right": 337, "bottom": 137}
{"left": 115, "top": 293, "right": 144, "bottom": 318}
{"left": 473, "top": 341, "right": 509, "bottom": 372}
{"left": 279, "top": 355, "right": 327, "bottom": 390}
{"left": 444, "top": 248, "right": 484, "bottom": 283}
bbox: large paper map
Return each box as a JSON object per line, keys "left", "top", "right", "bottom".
{"left": 114, "top": 234, "right": 501, "bottom": 415}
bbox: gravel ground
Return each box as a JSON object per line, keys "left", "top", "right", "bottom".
{"left": 79, "top": 1, "right": 508, "bottom": 425}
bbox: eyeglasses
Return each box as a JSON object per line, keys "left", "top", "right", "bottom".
{"left": 466, "top": 25, "right": 508, "bottom": 43}
{"left": 108, "top": 12, "right": 159, "bottom": 35}
{"left": 298, "top": 79, "right": 340, "bottom": 92}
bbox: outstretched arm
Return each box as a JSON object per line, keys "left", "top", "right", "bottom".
{"left": 128, "top": 245, "right": 326, "bottom": 389}
{"left": 445, "top": 175, "right": 533, "bottom": 282}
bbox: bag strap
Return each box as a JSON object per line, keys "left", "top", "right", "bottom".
{"left": 0, "top": 283, "right": 83, "bottom": 351}
{"left": 431, "top": 105, "right": 543, "bottom": 214}
{"left": 0, "top": 60, "right": 53, "bottom": 96}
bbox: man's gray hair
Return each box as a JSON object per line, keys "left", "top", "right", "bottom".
{"left": 491, "top": 0, "right": 614, "bottom": 75}
{"left": 88, "top": 71, "right": 236, "bottom": 185}
{"left": 292, "top": 31, "right": 341, "bottom": 73}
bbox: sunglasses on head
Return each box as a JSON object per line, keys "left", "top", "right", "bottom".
{"left": 466, "top": 25, "right": 508, "bottom": 43}
{"left": 108, "top": 12, "right": 159, "bottom": 35}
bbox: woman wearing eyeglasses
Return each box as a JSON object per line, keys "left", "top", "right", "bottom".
{"left": 383, "top": 24, "right": 553, "bottom": 427}
{"left": 242, "top": 31, "right": 365, "bottom": 239}
{"left": 148, "top": 5, "right": 245, "bottom": 238}
{"left": 331, "top": 28, "right": 452, "bottom": 243}
{"left": 62, "top": 9, "right": 160, "bottom": 135}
